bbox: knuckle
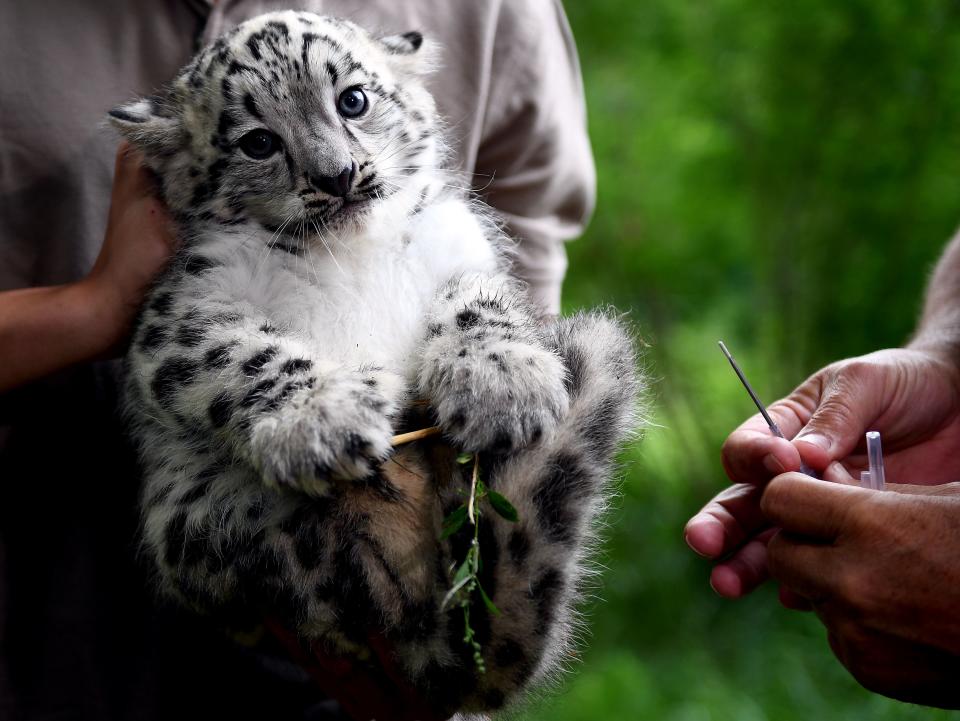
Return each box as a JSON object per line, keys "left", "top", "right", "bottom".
{"left": 832, "top": 358, "right": 885, "bottom": 397}
{"left": 833, "top": 565, "right": 870, "bottom": 610}
{"left": 846, "top": 496, "right": 880, "bottom": 534}
{"left": 842, "top": 495, "right": 894, "bottom": 549}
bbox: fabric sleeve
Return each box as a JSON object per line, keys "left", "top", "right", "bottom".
{"left": 475, "top": 0, "right": 596, "bottom": 316}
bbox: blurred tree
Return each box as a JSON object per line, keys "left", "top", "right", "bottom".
{"left": 523, "top": 1, "right": 960, "bottom": 719}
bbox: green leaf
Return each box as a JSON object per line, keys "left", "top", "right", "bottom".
{"left": 487, "top": 490, "right": 519, "bottom": 523}
{"left": 456, "top": 452, "right": 474, "bottom": 465}
{"left": 441, "top": 506, "right": 468, "bottom": 539}
{"left": 452, "top": 556, "right": 472, "bottom": 586}
{"left": 441, "top": 558, "right": 474, "bottom": 610}
{"left": 478, "top": 583, "right": 501, "bottom": 616}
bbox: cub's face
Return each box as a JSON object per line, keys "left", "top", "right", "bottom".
{"left": 110, "top": 12, "right": 439, "bottom": 235}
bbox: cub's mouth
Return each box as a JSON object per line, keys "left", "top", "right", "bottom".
{"left": 305, "top": 195, "right": 375, "bottom": 226}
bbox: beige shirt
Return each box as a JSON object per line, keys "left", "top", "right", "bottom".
{"left": 0, "top": 0, "right": 595, "bottom": 314}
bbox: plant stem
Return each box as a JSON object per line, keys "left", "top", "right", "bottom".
{"left": 390, "top": 425, "right": 442, "bottom": 446}
{"left": 467, "top": 453, "right": 479, "bottom": 524}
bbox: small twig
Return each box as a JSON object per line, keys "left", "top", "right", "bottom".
{"left": 390, "top": 426, "right": 442, "bottom": 446}
{"left": 467, "top": 454, "right": 479, "bottom": 524}
{"left": 439, "top": 452, "right": 516, "bottom": 673}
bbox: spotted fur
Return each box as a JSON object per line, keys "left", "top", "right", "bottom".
{"left": 113, "top": 12, "right": 642, "bottom": 717}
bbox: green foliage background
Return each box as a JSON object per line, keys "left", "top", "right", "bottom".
{"left": 522, "top": 2, "right": 960, "bottom": 719}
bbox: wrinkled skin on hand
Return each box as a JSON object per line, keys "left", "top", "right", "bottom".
{"left": 761, "top": 476, "right": 960, "bottom": 709}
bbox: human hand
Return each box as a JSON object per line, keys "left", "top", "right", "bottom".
{"left": 761, "top": 474, "right": 960, "bottom": 708}
{"left": 265, "top": 619, "right": 446, "bottom": 721}
{"left": 79, "top": 142, "right": 177, "bottom": 353}
{"left": 0, "top": 144, "right": 176, "bottom": 392}
{"left": 685, "top": 348, "right": 960, "bottom": 597}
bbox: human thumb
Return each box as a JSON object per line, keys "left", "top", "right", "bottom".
{"left": 791, "top": 369, "right": 879, "bottom": 467}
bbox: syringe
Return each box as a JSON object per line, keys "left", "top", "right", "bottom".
{"left": 718, "top": 341, "right": 820, "bottom": 478}
{"left": 859, "top": 430, "right": 886, "bottom": 491}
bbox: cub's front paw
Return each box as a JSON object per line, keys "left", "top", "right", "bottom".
{"left": 425, "top": 342, "right": 569, "bottom": 454}
{"left": 249, "top": 368, "right": 404, "bottom": 495}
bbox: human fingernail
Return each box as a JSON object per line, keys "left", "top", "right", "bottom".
{"left": 762, "top": 454, "right": 786, "bottom": 475}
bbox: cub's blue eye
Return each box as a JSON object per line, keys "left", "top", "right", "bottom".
{"left": 337, "top": 87, "right": 368, "bottom": 118}
{"left": 238, "top": 129, "right": 279, "bottom": 159}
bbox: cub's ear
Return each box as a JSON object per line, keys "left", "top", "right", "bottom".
{"left": 378, "top": 30, "right": 437, "bottom": 74}
{"left": 107, "top": 96, "right": 183, "bottom": 157}
{"left": 379, "top": 30, "right": 423, "bottom": 54}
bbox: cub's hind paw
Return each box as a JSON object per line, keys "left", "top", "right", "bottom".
{"left": 249, "top": 368, "right": 404, "bottom": 494}
{"left": 426, "top": 341, "right": 569, "bottom": 454}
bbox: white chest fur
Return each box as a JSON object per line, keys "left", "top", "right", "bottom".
{"left": 187, "top": 197, "right": 500, "bottom": 381}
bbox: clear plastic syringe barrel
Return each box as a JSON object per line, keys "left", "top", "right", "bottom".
{"left": 866, "top": 431, "right": 885, "bottom": 490}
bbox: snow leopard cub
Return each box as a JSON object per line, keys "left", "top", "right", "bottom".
{"left": 112, "top": 11, "right": 641, "bottom": 717}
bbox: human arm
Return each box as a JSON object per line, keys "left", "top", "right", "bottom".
{"left": 0, "top": 143, "right": 176, "bottom": 393}
{"left": 912, "top": 226, "right": 960, "bottom": 359}
{"left": 760, "top": 474, "right": 960, "bottom": 708}
{"left": 685, "top": 228, "right": 960, "bottom": 597}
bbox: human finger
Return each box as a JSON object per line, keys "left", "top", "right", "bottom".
{"left": 708, "top": 527, "right": 777, "bottom": 598}
{"left": 721, "top": 410, "right": 806, "bottom": 486}
{"left": 113, "top": 142, "right": 165, "bottom": 204}
{"left": 766, "top": 529, "right": 835, "bottom": 602}
{"left": 685, "top": 482, "right": 768, "bottom": 559}
{"left": 112, "top": 145, "right": 175, "bottom": 252}
{"left": 761, "top": 473, "right": 868, "bottom": 540}
{"left": 822, "top": 461, "right": 857, "bottom": 484}
{"left": 792, "top": 361, "right": 888, "bottom": 467}
{"left": 113, "top": 140, "right": 135, "bottom": 175}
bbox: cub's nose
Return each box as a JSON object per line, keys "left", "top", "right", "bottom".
{"left": 310, "top": 161, "right": 357, "bottom": 198}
